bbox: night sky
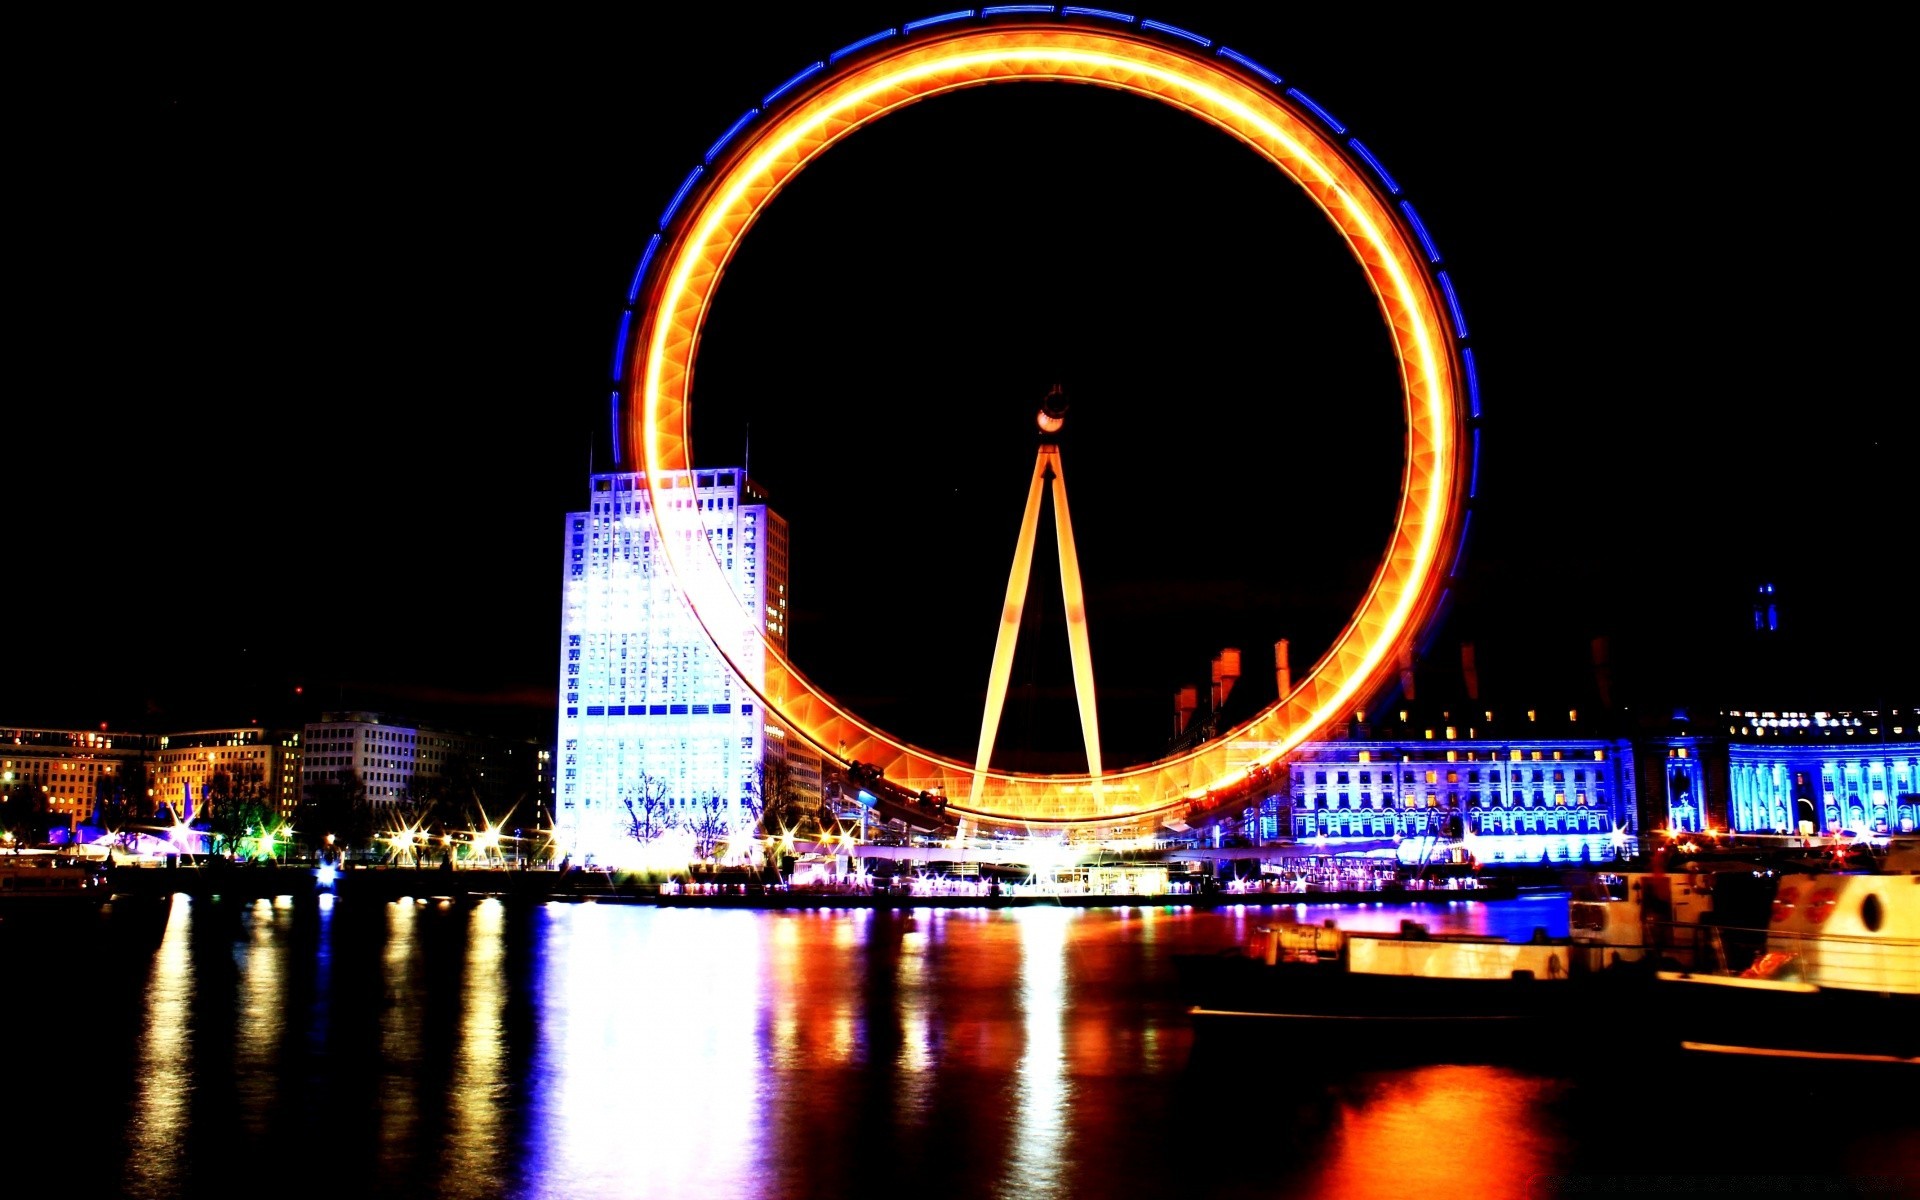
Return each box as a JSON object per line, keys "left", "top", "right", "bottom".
{"left": 15, "top": 6, "right": 1912, "bottom": 763}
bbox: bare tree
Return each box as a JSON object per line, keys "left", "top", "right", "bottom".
{"left": 620, "top": 772, "right": 677, "bottom": 844}
{"left": 689, "top": 795, "right": 731, "bottom": 860}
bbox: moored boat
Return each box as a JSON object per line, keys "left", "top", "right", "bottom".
{"left": 1172, "top": 868, "right": 1733, "bottom": 1061}
{"left": 1653, "top": 837, "right": 1920, "bottom": 1068}
{"left": 0, "top": 853, "right": 112, "bottom": 911}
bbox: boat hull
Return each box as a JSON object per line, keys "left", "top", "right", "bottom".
{"left": 1655, "top": 971, "right": 1920, "bottom": 1067}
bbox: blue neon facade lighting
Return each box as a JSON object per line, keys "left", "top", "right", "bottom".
{"left": 705, "top": 109, "right": 759, "bottom": 163}
{"left": 1469, "top": 428, "right": 1482, "bottom": 498}
{"left": 763, "top": 61, "right": 824, "bottom": 106}
{"left": 1463, "top": 348, "right": 1481, "bottom": 418}
{"left": 1140, "top": 18, "right": 1209, "bottom": 45}
{"left": 1437, "top": 271, "right": 1469, "bottom": 338}
{"left": 659, "top": 165, "right": 704, "bottom": 230}
{"left": 1283, "top": 736, "right": 1640, "bottom": 862}
{"left": 1347, "top": 138, "right": 1400, "bottom": 195}
{"left": 627, "top": 234, "right": 662, "bottom": 304}
{"left": 982, "top": 5, "right": 1056, "bottom": 14}
{"left": 1285, "top": 87, "right": 1346, "bottom": 135}
{"left": 905, "top": 10, "right": 975, "bottom": 32}
{"left": 1061, "top": 6, "right": 1134, "bottom": 21}
{"left": 609, "top": 391, "right": 623, "bottom": 465}
{"left": 1399, "top": 200, "right": 1441, "bottom": 263}
{"left": 829, "top": 29, "right": 898, "bottom": 62}
{"left": 1216, "top": 46, "right": 1281, "bottom": 85}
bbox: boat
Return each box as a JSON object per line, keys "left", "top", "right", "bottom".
{"left": 1172, "top": 866, "right": 1737, "bottom": 1060}
{"left": 1652, "top": 836, "right": 1920, "bottom": 1068}
{"left": 0, "top": 853, "right": 112, "bottom": 910}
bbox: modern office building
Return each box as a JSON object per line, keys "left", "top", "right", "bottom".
{"left": 555, "top": 467, "right": 789, "bottom": 864}
{"left": 298, "top": 711, "right": 539, "bottom": 819}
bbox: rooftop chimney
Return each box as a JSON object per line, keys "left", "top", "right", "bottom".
{"left": 1398, "top": 641, "right": 1416, "bottom": 702}
{"left": 1175, "top": 686, "right": 1199, "bottom": 736}
{"left": 1212, "top": 648, "right": 1241, "bottom": 711}
{"left": 1275, "top": 639, "right": 1292, "bottom": 701}
{"left": 1591, "top": 636, "right": 1613, "bottom": 710}
{"left": 1461, "top": 641, "right": 1480, "bottom": 702}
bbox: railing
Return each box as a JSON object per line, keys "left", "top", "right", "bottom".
{"left": 1660, "top": 920, "right": 1920, "bottom": 994}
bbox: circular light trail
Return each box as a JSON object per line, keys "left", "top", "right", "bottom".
{"left": 618, "top": 14, "right": 1479, "bottom": 835}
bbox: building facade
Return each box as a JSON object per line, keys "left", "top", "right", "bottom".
{"left": 1272, "top": 717, "right": 1639, "bottom": 864}
{"left": 298, "top": 711, "right": 521, "bottom": 816}
{"left": 555, "top": 467, "right": 789, "bottom": 864}
{"left": 153, "top": 727, "right": 304, "bottom": 822}
{"left": 0, "top": 725, "right": 151, "bottom": 836}
{"left": 1714, "top": 708, "right": 1918, "bottom": 836}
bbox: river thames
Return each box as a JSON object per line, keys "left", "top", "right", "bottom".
{"left": 3, "top": 891, "right": 1913, "bottom": 1200}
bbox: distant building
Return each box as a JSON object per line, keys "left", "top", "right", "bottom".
{"left": 1271, "top": 708, "right": 1639, "bottom": 865}
{"left": 555, "top": 467, "right": 790, "bottom": 863}
{"left": 298, "top": 712, "right": 547, "bottom": 826}
{"left": 153, "top": 727, "right": 304, "bottom": 822}
{"left": 1711, "top": 707, "right": 1918, "bottom": 836}
{"left": 0, "top": 725, "right": 151, "bottom": 836}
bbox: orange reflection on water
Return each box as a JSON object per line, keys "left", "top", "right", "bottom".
{"left": 127, "top": 895, "right": 192, "bottom": 1198}
{"left": 1307, "top": 1066, "right": 1570, "bottom": 1200}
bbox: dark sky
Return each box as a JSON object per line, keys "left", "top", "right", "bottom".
{"left": 14, "top": 6, "right": 1912, "bottom": 762}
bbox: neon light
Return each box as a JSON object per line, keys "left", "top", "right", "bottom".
{"left": 612, "top": 310, "right": 632, "bottom": 380}
{"left": 633, "top": 28, "right": 1466, "bottom": 830}
{"left": 1438, "top": 270, "right": 1469, "bottom": 338}
{"left": 1141, "top": 19, "right": 1208, "bottom": 46}
{"left": 610, "top": 391, "right": 623, "bottom": 464}
{"left": 658, "top": 165, "right": 703, "bottom": 229}
{"left": 626, "top": 233, "right": 662, "bottom": 303}
{"left": 763, "top": 61, "right": 825, "bottom": 106}
{"left": 1286, "top": 86, "right": 1346, "bottom": 134}
{"left": 1061, "top": 6, "right": 1133, "bottom": 20}
{"left": 905, "top": 10, "right": 976, "bottom": 32}
{"left": 1400, "top": 200, "right": 1440, "bottom": 263}
{"left": 1348, "top": 138, "right": 1400, "bottom": 194}
{"left": 705, "top": 109, "right": 759, "bottom": 163}
{"left": 1216, "top": 47, "right": 1280, "bottom": 85}
{"left": 1463, "top": 347, "right": 1481, "bottom": 418}
{"left": 982, "top": 5, "right": 1056, "bottom": 13}
{"left": 1469, "top": 428, "right": 1481, "bottom": 498}
{"left": 1450, "top": 511, "right": 1472, "bottom": 577}
{"left": 831, "top": 30, "right": 899, "bottom": 63}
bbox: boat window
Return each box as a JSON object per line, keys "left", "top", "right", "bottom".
{"left": 1861, "top": 893, "right": 1883, "bottom": 933}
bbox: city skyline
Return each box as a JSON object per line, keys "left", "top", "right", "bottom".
{"left": 15, "top": 6, "right": 1911, "bottom": 756}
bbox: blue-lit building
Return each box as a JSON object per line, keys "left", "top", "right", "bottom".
{"left": 1195, "top": 699, "right": 1919, "bottom": 865}
{"left": 555, "top": 468, "right": 789, "bottom": 865}
{"left": 1243, "top": 706, "right": 1640, "bottom": 864}
{"left": 1716, "top": 708, "right": 1918, "bottom": 836}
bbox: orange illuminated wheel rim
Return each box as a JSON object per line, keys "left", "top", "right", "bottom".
{"left": 618, "top": 13, "right": 1480, "bottom": 833}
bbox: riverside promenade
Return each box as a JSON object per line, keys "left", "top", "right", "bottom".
{"left": 104, "top": 861, "right": 1524, "bottom": 908}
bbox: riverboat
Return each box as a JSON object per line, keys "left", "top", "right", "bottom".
{"left": 0, "top": 854, "right": 112, "bottom": 910}
{"left": 1653, "top": 837, "right": 1920, "bottom": 1068}
{"left": 1173, "top": 868, "right": 1729, "bottom": 1057}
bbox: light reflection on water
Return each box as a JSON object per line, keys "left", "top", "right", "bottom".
{"left": 8, "top": 893, "right": 1915, "bottom": 1200}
